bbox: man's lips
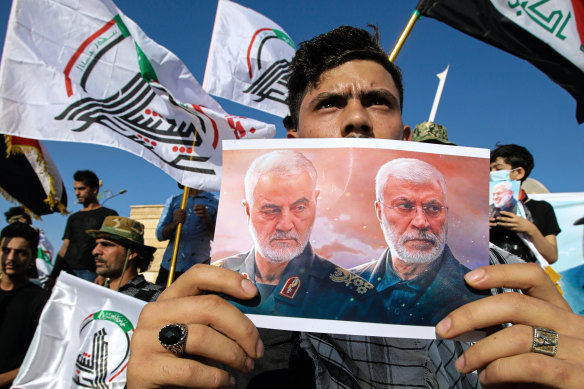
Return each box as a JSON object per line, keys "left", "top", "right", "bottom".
{"left": 270, "top": 238, "right": 298, "bottom": 245}
{"left": 404, "top": 239, "right": 435, "bottom": 249}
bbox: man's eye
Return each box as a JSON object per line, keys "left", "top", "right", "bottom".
{"left": 396, "top": 203, "right": 414, "bottom": 211}
{"left": 426, "top": 205, "right": 441, "bottom": 213}
{"left": 293, "top": 204, "right": 306, "bottom": 212}
{"left": 1, "top": 247, "right": 9, "bottom": 254}
{"left": 365, "top": 95, "right": 391, "bottom": 107}
{"left": 262, "top": 209, "right": 280, "bottom": 216}
{"left": 317, "top": 101, "right": 335, "bottom": 109}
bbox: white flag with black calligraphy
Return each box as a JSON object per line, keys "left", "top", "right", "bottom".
{"left": 203, "top": 0, "right": 295, "bottom": 117}
{"left": 13, "top": 273, "right": 145, "bottom": 388}
{"left": 0, "top": 0, "right": 275, "bottom": 191}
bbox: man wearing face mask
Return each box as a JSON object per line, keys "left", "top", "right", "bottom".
{"left": 489, "top": 144, "right": 560, "bottom": 264}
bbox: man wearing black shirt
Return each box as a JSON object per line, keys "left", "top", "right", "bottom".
{"left": 50, "top": 170, "right": 117, "bottom": 285}
{"left": 490, "top": 144, "right": 560, "bottom": 263}
{"left": 0, "top": 223, "right": 49, "bottom": 388}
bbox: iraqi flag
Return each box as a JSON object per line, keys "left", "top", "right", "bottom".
{"left": 203, "top": 0, "right": 295, "bottom": 117}
{"left": 416, "top": 0, "right": 584, "bottom": 124}
{"left": 0, "top": 0, "right": 275, "bottom": 192}
{"left": 0, "top": 135, "right": 68, "bottom": 218}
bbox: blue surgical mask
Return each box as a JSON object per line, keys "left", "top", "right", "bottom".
{"left": 490, "top": 170, "right": 511, "bottom": 182}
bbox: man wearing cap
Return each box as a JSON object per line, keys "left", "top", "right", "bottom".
{"left": 411, "top": 121, "right": 455, "bottom": 145}
{"left": 87, "top": 216, "right": 163, "bottom": 302}
{"left": 560, "top": 216, "right": 584, "bottom": 315}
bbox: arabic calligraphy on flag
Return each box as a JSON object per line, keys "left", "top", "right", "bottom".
{"left": 0, "top": 0, "right": 275, "bottom": 191}
{"left": 203, "top": 0, "right": 296, "bottom": 117}
{"left": 416, "top": 0, "right": 584, "bottom": 123}
{"left": 13, "top": 273, "right": 146, "bottom": 388}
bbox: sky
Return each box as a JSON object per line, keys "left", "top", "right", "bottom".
{"left": 0, "top": 0, "right": 582, "bottom": 253}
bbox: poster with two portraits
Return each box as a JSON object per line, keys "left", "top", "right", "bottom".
{"left": 212, "top": 139, "right": 489, "bottom": 340}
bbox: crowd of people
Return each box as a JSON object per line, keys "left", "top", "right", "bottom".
{"left": 1, "top": 25, "right": 583, "bottom": 389}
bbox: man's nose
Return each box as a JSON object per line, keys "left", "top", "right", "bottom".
{"left": 340, "top": 100, "right": 373, "bottom": 138}
{"left": 92, "top": 245, "right": 101, "bottom": 256}
{"left": 276, "top": 208, "right": 294, "bottom": 231}
{"left": 410, "top": 206, "right": 431, "bottom": 229}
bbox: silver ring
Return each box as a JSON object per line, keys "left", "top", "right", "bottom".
{"left": 531, "top": 327, "right": 558, "bottom": 357}
{"left": 158, "top": 323, "right": 188, "bottom": 356}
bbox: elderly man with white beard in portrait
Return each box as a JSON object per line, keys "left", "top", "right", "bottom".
{"left": 353, "top": 158, "right": 484, "bottom": 326}
{"left": 214, "top": 149, "right": 384, "bottom": 322}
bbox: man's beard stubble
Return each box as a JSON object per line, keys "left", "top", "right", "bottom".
{"left": 250, "top": 226, "right": 312, "bottom": 264}
{"left": 381, "top": 213, "right": 447, "bottom": 264}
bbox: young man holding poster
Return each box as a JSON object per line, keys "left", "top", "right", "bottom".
{"left": 128, "top": 26, "right": 584, "bottom": 388}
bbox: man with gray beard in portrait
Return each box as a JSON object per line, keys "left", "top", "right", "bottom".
{"left": 352, "top": 158, "right": 484, "bottom": 326}
{"left": 214, "top": 149, "right": 383, "bottom": 322}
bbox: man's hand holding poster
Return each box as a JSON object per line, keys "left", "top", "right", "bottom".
{"left": 212, "top": 138, "right": 490, "bottom": 339}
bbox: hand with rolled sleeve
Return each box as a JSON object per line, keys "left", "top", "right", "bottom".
{"left": 436, "top": 263, "right": 584, "bottom": 387}
{"left": 127, "top": 264, "right": 263, "bottom": 388}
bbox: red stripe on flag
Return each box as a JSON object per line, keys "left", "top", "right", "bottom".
{"left": 63, "top": 18, "right": 117, "bottom": 97}
{"left": 571, "top": 0, "right": 584, "bottom": 48}
{"left": 11, "top": 136, "right": 40, "bottom": 149}
{"left": 191, "top": 105, "right": 219, "bottom": 149}
{"left": 246, "top": 28, "right": 271, "bottom": 79}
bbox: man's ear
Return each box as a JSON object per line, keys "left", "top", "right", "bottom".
{"left": 402, "top": 125, "right": 411, "bottom": 141}
{"left": 128, "top": 249, "right": 138, "bottom": 261}
{"left": 512, "top": 167, "right": 526, "bottom": 181}
{"left": 287, "top": 129, "right": 299, "bottom": 138}
{"left": 242, "top": 200, "right": 251, "bottom": 221}
{"left": 375, "top": 201, "right": 383, "bottom": 222}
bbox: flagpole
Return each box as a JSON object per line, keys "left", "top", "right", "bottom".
{"left": 389, "top": 10, "right": 421, "bottom": 63}
{"left": 428, "top": 64, "right": 449, "bottom": 122}
{"left": 166, "top": 128, "right": 199, "bottom": 288}
{"left": 166, "top": 186, "right": 190, "bottom": 287}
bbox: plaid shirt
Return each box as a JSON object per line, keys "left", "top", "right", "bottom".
{"left": 299, "top": 244, "right": 524, "bottom": 389}
{"left": 118, "top": 275, "right": 164, "bottom": 302}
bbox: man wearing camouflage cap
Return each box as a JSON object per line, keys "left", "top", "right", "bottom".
{"left": 411, "top": 121, "right": 455, "bottom": 145}
{"left": 86, "top": 216, "right": 163, "bottom": 302}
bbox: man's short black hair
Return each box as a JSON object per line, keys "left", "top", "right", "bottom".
{"left": 490, "top": 144, "right": 534, "bottom": 182}
{"left": 1, "top": 222, "right": 39, "bottom": 254}
{"left": 133, "top": 249, "right": 154, "bottom": 273}
{"left": 73, "top": 170, "right": 100, "bottom": 189}
{"left": 286, "top": 25, "right": 404, "bottom": 130}
{"left": 4, "top": 206, "right": 32, "bottom": 224}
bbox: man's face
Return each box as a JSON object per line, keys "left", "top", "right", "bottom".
{"left": 492, "top": 186, "right": 513, "bottom": 208}
{"left": 1, "top": 236, "right": 34, "bottom": 276}
{"left": 245, "top": 170, "right": 319, "bottom": 264}
{"left": 291, "top": 60, "right": 411, "bottom": 140}
{"left": 74, "top": 180, "right": 98, "bottom": 205}
{"left": 377, "top": 177, "right": 447, "bottom": 264}
{"left": 93, "top": 238, "right": 133, "bottom": 278}
{"left": 490, "top": 157, "right": 524, "bottom": 181}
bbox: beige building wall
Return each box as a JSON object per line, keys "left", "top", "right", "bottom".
{"left": 130, "top": 204, "right": 165, "bottom": 283}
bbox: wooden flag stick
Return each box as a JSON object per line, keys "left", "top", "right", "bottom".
{"left": 166, "top": 128, "right": 199, "bottom": 287}
{"left": 389, "top": 10, "right": 421, "bottom": 63}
